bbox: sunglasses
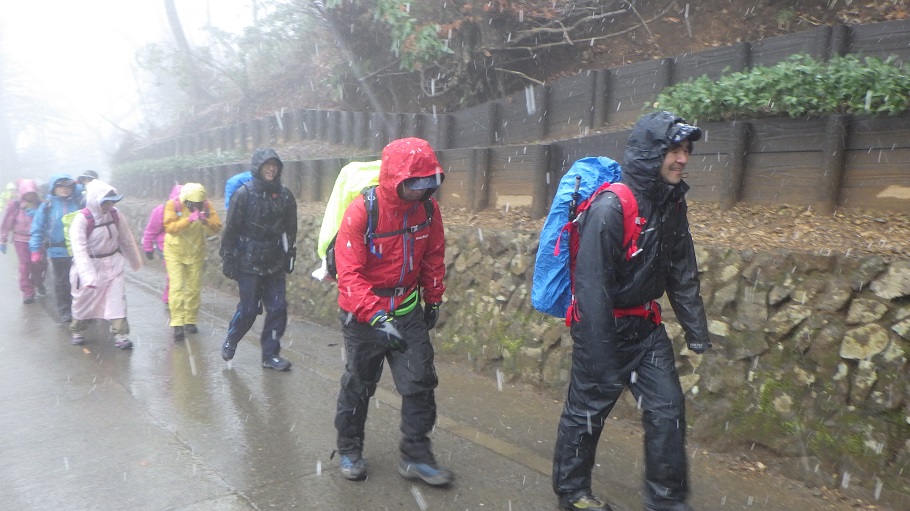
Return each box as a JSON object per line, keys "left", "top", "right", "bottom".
{"left": 668, "top": 122, "right": 701, "bottom": 144}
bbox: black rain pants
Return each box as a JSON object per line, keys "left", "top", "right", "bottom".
{"left": 334, "top": 304, "right": 439, "bottom": 463}
{"left": 552, "top": 316, "right": 690, "bottom": 511}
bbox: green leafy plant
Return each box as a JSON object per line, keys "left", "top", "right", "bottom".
{"left": 326, "top": 0, "right": 452, "bottom": 72}
{"left": 651, "top": 54, "right": 910, "bottom": 123}
{"left": 112, "top": 151, "right": 247, "bottom": 180}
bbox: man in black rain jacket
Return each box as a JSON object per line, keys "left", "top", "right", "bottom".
{"left": 219, "top": 148, "right": 298, "bottom": 371}
{"left": 552, "top": 111, "right": 711, "bottom": 511}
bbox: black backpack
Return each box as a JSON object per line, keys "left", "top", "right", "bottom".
{"left": 325, "top": 186, "right": 434, "bottom": 280}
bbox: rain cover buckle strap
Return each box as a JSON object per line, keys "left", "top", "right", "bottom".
{"left": 89, "top": 248, "right": 122, "bottom": 259}
{"left": 613, "top": 300, "right": 662, "bottom": 325}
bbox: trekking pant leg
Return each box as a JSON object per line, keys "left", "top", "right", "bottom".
{"left": 183, "top": 260, "right": 204, "bottom": 325}
{"left": 26, "top": 242, "right": 47, "bottom": 290}
{"left": 14, "top": 241, "right": 33, "bottom": 297}
{"left": 51, "top": 257, "right": 73, "bottom": 316}
{"left": 258, "top": 272, "right": 287, "bottom": 359}
{"left": 163, "top": 273, "right": 170, "bottom": 304}
{"left": 388, "top": 306, "right": 439, "bottom": 463}
{"left": 70, "top": 319, "right": 88, "bottom": 336}
{"left": 335, "top": 310, "right": 387, "bottom": 455}
{"left": 552, "top": 318, "right": 646, "bottom": 498}
{"left": 226, "top": 273, "right": 262, "bottom": 343}
{"left": 166, "top": 257, "right": 189, "bottom": 326}
{"left": 629, "top": 325, "right": 689, "bottom": 510}
{"left": 110, "top": 318, "right": 130, "bottom": 336}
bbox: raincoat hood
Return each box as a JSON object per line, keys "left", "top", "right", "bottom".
{"left": 378, "top": 138, "right": 444, "bottom": 208}
{"left": 84, "top": 180, "right": 121, "bottom": 217}
{"left": 47, "top": 173, "right": 76, "bottom": 196}
{"left": 250, "top": 148, "right": 283, "bottom": 191}
{"left": 168, "top": 184, "right": 183, "bottom": 202}
{"left": 16, "top": 179, "right": 39, "bottom": 200}
{"left": 622, "top": 111, "right": 700, "bottom": 201}
{"left": 179, "top": 183, "right": 206, "bottom": 203}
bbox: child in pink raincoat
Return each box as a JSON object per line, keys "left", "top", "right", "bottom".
{"left": 142, "top": 184, "right": 182, "bottom": 305}
{"left": 1, "top": 179, "right": 47, "bottom": 303}
{"left": 69, "top": 180, "right": 143, "bottom": 348}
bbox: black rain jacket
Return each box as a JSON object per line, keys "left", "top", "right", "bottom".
{"left": 572, "top": 111, "right": 709, "bottom": 348}
{"left": 220, "top": 148, "right": 298, "bottom": 275}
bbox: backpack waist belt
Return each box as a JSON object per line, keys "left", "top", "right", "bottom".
{"left": 49, "top": 242, "right": 67, "bottom": 248}
{"left": 372, "top": 282, "right": 416, "bottom": 298}
{"left": 89, "top": 248, "right": 122, "bottom": 259}
{"left": 393, "top": 290, "right": 420, "bottom": 316}
{"left": 613, "top": 300, "right": 662, "bottom": 325}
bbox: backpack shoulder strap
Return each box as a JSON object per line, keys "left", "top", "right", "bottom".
{"left": 81, "top": 208, "right": 95, "bottom": 237}
{"left": 604, "top": 183, "right": 644, "bottom": 260}
{"left": 361, "top": 186, "right": 380, "bottom": 253}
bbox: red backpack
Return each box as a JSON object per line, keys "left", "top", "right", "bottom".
{"left": 556, "top": 181, "right": 645, "bottom": 326}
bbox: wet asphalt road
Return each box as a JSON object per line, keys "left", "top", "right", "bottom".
{"left": 0, "top": 256, "right": 877, "bottom": 511}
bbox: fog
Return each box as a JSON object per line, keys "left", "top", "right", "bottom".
{"left": 0, "top": 0, "right": 252, "bottom": 185}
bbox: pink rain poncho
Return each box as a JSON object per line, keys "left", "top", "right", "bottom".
{"left": 69, "top": 181, "right": 143, "bottom": 321}
{"left": 142, "top": 184, "right": 183, "bottom": 254}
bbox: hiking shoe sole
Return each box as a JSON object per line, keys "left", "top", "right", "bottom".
{"left": 261, "top": 357, "right": 291, "bottom": 371}
{"left": 221, "top": 340, "right": 238, "bottom": 361}
{"left": 339, "top": 455, "right": 367, "bottom": 481}
{"left": 398, "top": 460, "right": 454, "bottom": 487}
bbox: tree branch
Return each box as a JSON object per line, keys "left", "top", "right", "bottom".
{"left": 483, "top": 1, "right": 676, "bottom": 53}
{"left": 494, "top": 68, "right": 546, "bottom": 86}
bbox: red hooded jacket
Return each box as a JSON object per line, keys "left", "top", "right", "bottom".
{"left": 336, "top": 138, "right": 446, "bottom": 323}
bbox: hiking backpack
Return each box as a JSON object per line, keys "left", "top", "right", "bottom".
{"left": 324, "top": 186, "right": 435, "bottom": 281}
{"left": 62, "top": 208, "right": 120, "bottom": 256}
{"left": 531, "top": 157, "right": 645, "bottom": 325}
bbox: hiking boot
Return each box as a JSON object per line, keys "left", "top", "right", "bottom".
{"left": 261, "top": 356, "right": 291, "bottom": 371}
{"left": 114, "top": 335, "right": 133, "bottom": 350}
{"left": 23, "top": 296, "right": 35, "bottom": 304}
{"left": 173, "top": 326, "right": 185, "bottom": 341}
{"left": 398, "top": 459, "right": 455, "bottom": 486}
{"left": 221, "top": 339, "right": 238, "bottom": 361}
{"left": 71, "top": 332, "right": 85, "bottom": 346}
{"left": 37, "top": 284, "right": 47, "bottom": 296}
{"left": 185, "top": 324, "right": 198, "bottom": 334}
{"left": 339, "top": 453, "right": 367, "bottom": 481}
{"left": 558, "top": 492, "right": 612, "bottom": 511}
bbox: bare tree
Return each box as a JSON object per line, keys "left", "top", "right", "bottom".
{"left": 163, "top": 0, "right": 212, "bottom": 108}
{"left": 0, "top": 56, "right": 19, "bottom": 183}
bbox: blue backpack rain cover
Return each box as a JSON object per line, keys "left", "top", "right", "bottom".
{"left": 531, "top": 156, "right": 622, "bottom": 317}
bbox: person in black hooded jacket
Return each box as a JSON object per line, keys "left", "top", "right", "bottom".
{"left": 219, "top": 148, "right": 298, "bottom": 371}
{"left": 552, "top": 111, "right": 712, "bottom": 511}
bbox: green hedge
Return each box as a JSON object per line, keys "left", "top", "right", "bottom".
{"left": 652, "top": 54, "right": 910, "bottom": 122}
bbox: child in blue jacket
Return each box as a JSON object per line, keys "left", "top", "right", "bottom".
{"left": 30, "top": 174, "right": 81, "bottom": 323}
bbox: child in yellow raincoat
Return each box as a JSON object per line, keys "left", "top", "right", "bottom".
{"left": 163, "top": 182, "right": 222, "bottom": 341}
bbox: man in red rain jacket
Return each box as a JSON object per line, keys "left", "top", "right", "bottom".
{"left": 333, "top": 137, "right": 452, "bottom": 487}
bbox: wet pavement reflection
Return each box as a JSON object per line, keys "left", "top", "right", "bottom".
{"left": 0, "top": 258, "right": 883, "bottom": 510}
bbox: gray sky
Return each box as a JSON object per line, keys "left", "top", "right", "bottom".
{"left": 1, "top": 0, "right": 252, "bottom": 182}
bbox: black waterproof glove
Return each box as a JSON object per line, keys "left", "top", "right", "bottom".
{"left": 370, "top": 311, "right": 407, "bottom": 353}
{"left": 222, "top": 255, "right": 238, "bottom": 280}
{"left": 424, "top": 302, "right": 441, "bottom": 330}
{"left": 687, "top": 339, "right": 712, "bottom": 354}
{"left": 145, "top": 251, "right": 154, "bottom": 260}
{"left": 285, "top": 247, "right": 296, "bottom": 274}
